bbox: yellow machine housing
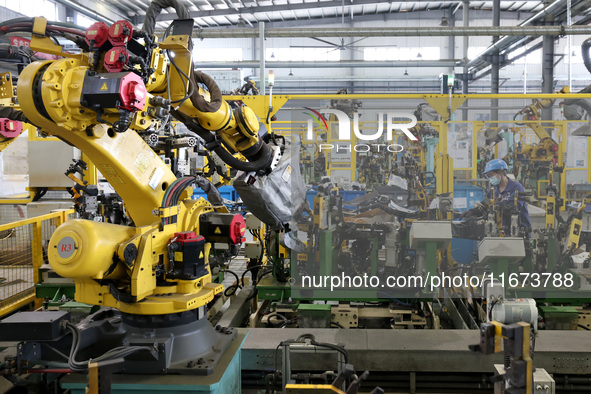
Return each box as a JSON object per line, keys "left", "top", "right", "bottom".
{"left": 15, "top": 17, "right": 266, "bottom": 316}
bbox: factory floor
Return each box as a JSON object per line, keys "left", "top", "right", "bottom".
{"left": 222, "top": 257, "right": 248, "bottom": 289}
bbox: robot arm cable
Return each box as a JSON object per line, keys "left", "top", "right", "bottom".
{"left": 179, "top": 116, "right": 274, "bottom": 173}
{"left": 65, "top": 322, "right": 154, "bottom": 372}
{"left": 167, "top": 49, "right": 194, "bottom": 108}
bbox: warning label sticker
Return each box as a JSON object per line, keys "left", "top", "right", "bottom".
{"left": 281, "top": 165, "right": 292, "bottom": 182}
{"left": 149, "top": 167, "right": 165, "bottom": 190}
{"left": 99, "top": 164, "right": 124, "bottom": 184}
{"left": 134, "top": 153, "right": 150, "bottom": 174}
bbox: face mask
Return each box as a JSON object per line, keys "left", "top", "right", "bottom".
{"left": 489, "top": 175, "right": 501, "bottom": 186}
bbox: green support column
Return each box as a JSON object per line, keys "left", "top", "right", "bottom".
{"left": 425, "top": 242, "right": 438, "bottom": 279}
{"left": 319, "top": 230, "right": 334, "bottom": 277}
{"left": 491, "top": 258, "right": 509, "bottom": 280}
{"left": 370, "top": 237, "right": 379, "bottom": 276}
{"left": 546, "top": 236, "right": 559, "bottom": 272}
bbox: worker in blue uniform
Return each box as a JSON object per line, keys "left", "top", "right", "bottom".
{"left": 462, "top": 159, "right": 531, "bottom": 235}
{"left": 484, "top": 159, "right": 531, "bottom": 232}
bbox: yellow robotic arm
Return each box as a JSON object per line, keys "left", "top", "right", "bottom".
{"left": 155, "top": 21, "right": 274, "bottom": 173}
{"left": 14, "top": 17, "right": 263, "bottom": 316}
{"left": 514, "top": 86, "right": 569, "bottom": 161}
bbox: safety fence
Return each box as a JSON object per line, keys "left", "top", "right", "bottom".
{"left": 0, "top": 209, "right": 75, "bottom": 317}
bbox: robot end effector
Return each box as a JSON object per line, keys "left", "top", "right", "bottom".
{"left": 168, "top": 68, "right": 276, "bottom": 176}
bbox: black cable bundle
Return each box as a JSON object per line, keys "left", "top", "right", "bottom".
{"left": 65, "top": 322, "right": 153, "bottom": 372}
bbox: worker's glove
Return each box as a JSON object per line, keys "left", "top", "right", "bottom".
{"left": 498, "top": 199, "right": 513, "bottom": 214}
{"left": 459, "top": 202, "right": 489, "bottom": 220}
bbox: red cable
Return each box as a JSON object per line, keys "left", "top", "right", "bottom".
{"left": 165, "top": 180, "right": 186, "bottom": 206}
{"left": 28, "top": 368, "right": 73, "bottom": 374}
{"left": 163, "top": 178, "right": 193, "bottom": 224}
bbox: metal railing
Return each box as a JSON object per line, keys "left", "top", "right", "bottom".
{"left": 0, "top": 209, "right": 75, "bottom": 317}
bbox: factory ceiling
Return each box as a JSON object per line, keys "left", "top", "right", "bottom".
{"left": 82, "top": 1, "right": 552, "bottom": 28}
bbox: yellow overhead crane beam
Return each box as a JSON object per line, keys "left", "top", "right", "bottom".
{"left": 226, "top": 93, "right": 591, "bottom": 106}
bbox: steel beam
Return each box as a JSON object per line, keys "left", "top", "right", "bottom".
{"left": 462, "top": 0, "right": 469, "bottom": 121}
{"left": 195, "top": 60, "right": 459, "bottom": 69}
{"left": 491, "top": 0, "right": 501, "bottom": 120}
{"left": 542, "top": 0, "right": 556, "bottom": 120}
{"left": 259, "top": 21, "right": 266, "bottom": 96}
{"left": 159, "top": 25, "right": 591, "bottom": 39}
{"left": 467, "top": 0, "right": 569, "bottom": 69}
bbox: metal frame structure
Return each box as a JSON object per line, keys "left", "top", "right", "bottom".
{"left": 0, "top": 209, "right": 75, "bottom": 317}
{"left": 227, "top": 93, "right": 591, "bottom": 202}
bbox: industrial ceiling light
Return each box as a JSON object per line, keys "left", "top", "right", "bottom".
{"left": 440, "top": 16, "right": 449, "bottom": 26}
{"left": 289, "top": 69, "right": 294, "bottom": 76}
{"left": 271, "top": 52, "right": 275, "bottom": 59}
{"left": 417, "top": 52, "right": 422, "bottom": 59}
{"left": 236, "top": 17, "right": 246, "bottom": 27}
{"left": 404, "top": 69, "right": 408, "bottom": 76}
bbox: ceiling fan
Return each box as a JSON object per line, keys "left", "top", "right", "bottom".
{"left": 290, "top": 37, "right": 396, "bottom": 53}
{"left": 289, "top": 0, "right": 396, "bottom": 53}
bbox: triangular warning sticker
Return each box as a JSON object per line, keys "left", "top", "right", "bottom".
{"left": 214, "top": 227, "right": 221, "bottom": 234}
{"left": 100, "top": 82, "right": 108, "bottom": 91}
{"left": 199, "top": 251, "right": 204, "bottom": 258}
